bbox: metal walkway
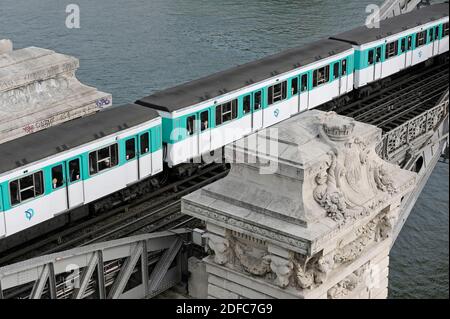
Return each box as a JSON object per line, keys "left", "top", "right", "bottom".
{"left": 0, "top": 229, "right": 191, "bottom": 299}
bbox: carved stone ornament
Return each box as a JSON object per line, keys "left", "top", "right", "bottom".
{"left": 334, "top": 210, "right": 397, "bottom": 264}
{"left": 207, "top": 234, "right": 230, "bottom": 265}
{"left": 266, "top": 255, "right": 294, "bottom": 288}
{"left": 314, "top": 112, "right": 398, "bottom": 225}
{"left": 327, "top": 263, "right": 370, "bottom": 299}
{"left": 232, "top": 241, "right": 271, "bottom": 276}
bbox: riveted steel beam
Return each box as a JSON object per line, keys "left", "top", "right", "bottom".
{"left": 148, "top": 238, "right": 183, "bottom": 294}
{"left": 72, "top": 252, "right": 100, "bottom": 299}
{"left": 107, "top": 242, "right": 144, "bottom": 299}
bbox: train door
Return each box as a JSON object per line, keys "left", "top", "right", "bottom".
{"left": 252, "top": 90, "right": 263, "bottom": 131}
{"left": 374, "top": 45, "right": 383, "bottom": 81}
{"left": 65, "top": 157, "right": 84, "bottom": 209}
{"left": 428, "top": 27, "right": 435, "bottom": 56}
{"left": 186, "top": 114, "right": 199, "bottom": 159}
{"left": 405, "top": 35, "right": 413, "bottom": 68}
{"left": 0, "top": 185, "right": 5, "bottom": 237}
{"left": 399, "top": 37, "right": 406, "bottom": 70}
{"left": 432, "top": 26, "right": 440, "bottom": 56}
{"left": 138, "top": 132, "right": 152, "bottom": 179}
{"left": 367, "top": 48, "right": 375, "bottom": 83}
{"left": 299, "top": 73, "right": 309, "bottom": 112}
{"left": 51, "top": 163, "right": 69, "bottom": 212}
{"left": 198, "top": 109, "right": 211, "bottom": 155}
{"left": 340, "top": 58, "right": 348, "bottom": 94}
{"left": 332, "top": 61, "right": 342, "bottom": 96}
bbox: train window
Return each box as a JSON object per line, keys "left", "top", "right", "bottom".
{"left": 215, "top": 100, "right": 238, "bottom": 126}
{"left": 243, "top": 95, "right": 251, "bottom": 115}
{"left": 200, "top": 111, "right": 209, "bottom": 131}
{"left": 268, "top": 81, "right": 287, "bottom": 105}
{"left": 444, "top": 23, "right": 449, "bottom": 37}
{"left": 400, "top": 38, "right": 406, "bottom": 53}
{"left": 435, "top": 26, "right": 440, "bottom": 40}
{"left": 98, "top": 147, "right": 112, "bottom": 171}
{"left": 376, "top": 47, "right": 382, "bottom": 62}
{"left": 215, "top": 106, "right": 222, "bottom": 126}
{"left": 407, "top": 36, "right": 412, "bottom": 50}
{"left": 89, "top": 144, "right": 119, "bottom": 175}
{"left": 10, "top": 181, "right": 20, "bottom": 205}
{"left": 429, "top": 29, "right": 434, "bottom": 42}
{"left": 254, "top": 91, "right": 262, "bottom": 110}
{"left": 51, "top": 165, "right": 64, "bottom": 189}
{"left": 313, "top": 65, "right": 330, "bottom": 88}
{"left": 342, "top": 59, "right": 347, "bottom": 75}
{"left": 416, "top": 31, "right": 426, "bottom": 47}
{"left": 333, "top": 63, "right": 340, "bottom": 80}
{"left": 69, "top": 159, "right": 81, "bottom": 182}
{"left": 368, "top": 50, "right": 374, "bottom": 65}
{"left": 291, "top": 78, "right": 298, "bottom": 95}
{"left": 126, "top": 138, "right": 136, "bottom": 160}
{"left": 140, "top": 133, "right": 149, "bottom": 155}
{"left": 89, "top": 152, "right": 98, "bottom": 175}
{"left": 186, "top": 116, "right": 196, "bottom": 136}
{"left": 300, "top": 74, "right": 308, "bottom": 92}
{"left": 9, "top": 171, "right": 44, "bottom": 205}
{"left": 385, "top": 41, "right": 398, "bottom": 59}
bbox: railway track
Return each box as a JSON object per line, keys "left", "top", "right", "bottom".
{"left": 328, "top": 59, "right": 449, "bottom": 132}
{"left": 0, "top": 163, "right": 229, "bottom": 267}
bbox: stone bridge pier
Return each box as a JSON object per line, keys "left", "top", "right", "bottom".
{"left": 182, "top": 110, "right": 417, "bottom": 299}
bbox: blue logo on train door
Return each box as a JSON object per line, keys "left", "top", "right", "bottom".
{"left": 418, "top": 51, "right": 423, "bottom": 58}
{"left": 25, "top": 208, "right": 35, "bottom": 221}
{"left": 274, "top": 109, "right": 280, "bottom": 118}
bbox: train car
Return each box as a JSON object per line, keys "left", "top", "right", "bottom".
{"left": 137, "top": 39, "right": 354, "bottom": 167}
{"left": 0, "top": 104, "right": 162, "bottom": 238}
{"left": 330, "top": 3, "right": 449, "bottom": 88}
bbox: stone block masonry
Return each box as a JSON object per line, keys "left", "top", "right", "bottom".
{"left": 0, "top": 39, "right": 112, "bottom": 144}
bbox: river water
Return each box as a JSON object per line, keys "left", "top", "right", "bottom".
{"left": 0, "top": 0, "right": 448, "bottom": 299}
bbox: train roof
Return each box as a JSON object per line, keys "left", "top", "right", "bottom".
{"left": 136, "top": 38, "right": 352, "bottom": 113}
{"left": 0, "top": 104, "right": 160, "bottom": 175}
{"left": 330, "top": 3, "right": 449, "bottom": 46}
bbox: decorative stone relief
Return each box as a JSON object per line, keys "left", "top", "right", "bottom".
{"left": 327, "top": 263, "right": 370, "bottom": 299}
{"left": 292, "top": 256, "right": 315, "bottom": 289}
{"left": 232, "top": 241, "right": 271, "bottom": 276}
{"left": 207, "top": 233, "right": 231, "bottom": 265}
{"left": 334, "top": 209, "right": 396, "bottom": 265}
{"left": 313, "top": 112, "right": 398, "bottom": 226}
{"left": 266, "top": 255, "right": 294, "bottom": 288}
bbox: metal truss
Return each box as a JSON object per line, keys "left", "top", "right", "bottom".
{"left": 0, "top": 229, "right": 191, "bottom": 299}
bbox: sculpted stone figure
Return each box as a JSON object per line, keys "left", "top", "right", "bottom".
{"left": 207, "top": 234, "right": 230, "bottom": 265}
{"left": 314, "top": 252, "right": 335, "bottom": 284}
{"left": 374, "top": 165, "right": 395, "bottom": 194}
{"left": 233, "top": 241, "right": 271, "bottom": 276}
{"left": 293, "top": 260, "right": 315, "bottom": 289}
{"left": 265, "top": 255, "right": 294, "bottom": 288}
{"left": 313, "top": 152, "right": 348, "bottom": 221}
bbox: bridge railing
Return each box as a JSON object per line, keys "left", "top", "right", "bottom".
{"left": 377, "top": 91, "right": 449, "bottom": 161}
{"left": 0, "top": 229, "right": 191, "bottom": 299}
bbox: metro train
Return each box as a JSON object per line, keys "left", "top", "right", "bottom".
{"left": 0, "top": 3, "right": 448, "bottom": 244}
